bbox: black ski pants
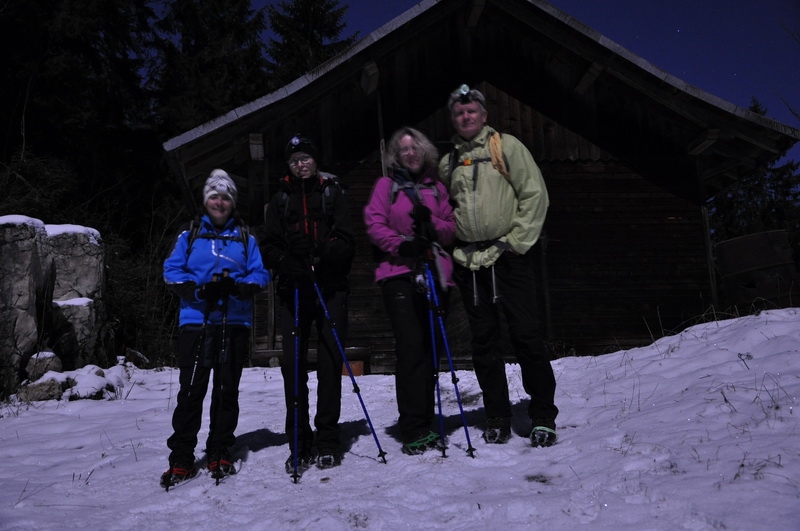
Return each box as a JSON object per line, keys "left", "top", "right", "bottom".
{"left": 280, "top": 286, "right": 346, "bottom": 454}
{"left": 167, "top": 324, "right": 247, "bottom": 466}
{"left": 453, "top": 251, "right": 558, "bottom": 423}
{"left": 381, "top": 277, "right": 448, "bottom": 443}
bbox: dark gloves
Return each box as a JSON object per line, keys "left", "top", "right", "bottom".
{"left": 398, "top": 237, "right": 431, "bottom": 258}
{"left": 287, "top": 231, "right": 314, "bottom": 258}
{"left": 410, "top": 205, "right": 436, "bottom": 242}
{"left": 197, "top": 274, "right": 236, "bottom": 303}
{"left": 278, "top": 255, "right": 311, "bottom": 281}
{"left": 171, "top": 281, "right": 197, "bottom": 301}
{"left": 410, "top": 204, "right": 432, "bottom": 225}
{"left": 197, "top": 281, "right": 221, "bottom": 303}
{"left": 236, "top": 283, "right": 262, "bottom": 299}
{"left": 217, "top": 276, "right": 236, "bottom": 299}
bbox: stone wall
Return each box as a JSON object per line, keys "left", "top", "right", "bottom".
{"left": 0, "top": 215, "right": 106, "bottom": 397}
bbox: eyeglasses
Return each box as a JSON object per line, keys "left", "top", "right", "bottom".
{"left": 399, "top": 146, "right": 417, "bottom": 156}
{"left": 288, "top": 155, "right": 312, "bottom": 166}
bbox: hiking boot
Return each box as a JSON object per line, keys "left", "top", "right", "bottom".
{"left": 401, "top": 431, "right": 442, "bottom": 455}
{"left": 483, "top": 417, "right": 511, "bottom": 444}
{"left": 208, "top": 451, "right": 236, "bottom": 477}
{"left": 530, "top": 419, "right": 557, "bottom": 448}
{"left": 160, "top": 463, "right": 197, "bottom": 489}
{"left": 285, "top": 451, "right": 315, "bottom": 474}
{"left": 316, "top": 451, "right": 341, "bottom": 470}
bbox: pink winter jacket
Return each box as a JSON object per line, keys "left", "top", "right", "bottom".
{"left": 363, "top": 167, "right": 456, "bottom": 286}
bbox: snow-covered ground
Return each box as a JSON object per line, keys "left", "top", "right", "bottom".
{"left": 1, "top": 309, "right": 798, "bottom": 530}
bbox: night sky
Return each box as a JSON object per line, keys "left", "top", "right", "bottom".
{"left": 278, "top": 0, "right": 800, "bottom": 162}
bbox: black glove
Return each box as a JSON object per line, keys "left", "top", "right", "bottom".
{"left": 236, "top": 283, "right": 262, "bottom": 299}
{"left": 318, "top": 238, "right": 354, "bottom": 264}
{"left": 217, "top": 276, "right": 236, "bottom": 299}
{"left": 411, "top": 206, "right": 436, "bottom": 242}
{"left": 398, "top": 237, "right": 430, "bottom": 258}
{"left": 279, "top": 255, "right": 311, "bottom": 280}
{"left": 170, "top": 281, "right": 197, "bottom": 301}
{"left": 415, "top": 221, "right": 437, "bottom": 243}
{"left": 410, "top": 204, "right": 432, "bottom": 225}
{"left": 287, "top": 231, "right": 314, "bottom": 257}
{"left": 197, "top": 282, "right": 221, "bottom": 303}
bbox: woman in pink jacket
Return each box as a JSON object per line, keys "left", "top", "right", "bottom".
{"left": 364, "top": 127, "right": 456, "bottom": 455}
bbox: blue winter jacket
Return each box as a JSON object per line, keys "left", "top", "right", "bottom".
{"left": 164, "top": 215, "right": 270, "bottom": 327}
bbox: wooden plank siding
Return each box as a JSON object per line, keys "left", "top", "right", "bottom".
{"left": 542, "top": 163, "right": 711, "bottom": 355}
{"left": 248, "top": 84, "right": 713, "bottom": 372}
{"left": 251, "top": 160, "right": 475, "bottom": 374}
{"left": 165, "top": 1, "right": 798, "bottom": 374}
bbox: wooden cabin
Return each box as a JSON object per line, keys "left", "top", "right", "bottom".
{"left": 163, "top": 0, "right": 800, "bottom": 372}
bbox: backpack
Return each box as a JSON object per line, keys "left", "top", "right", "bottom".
{"left": 389, "top": 177, "right": 439, "bottom": 205}
{"left": 370, "top": 172, "right": 443, "bottom": 263}
{"left": 186, "top": 218, "right": 251, "bottom": 261}
{"left": 447, "top": 132, "right": 511, "bottom": 184}
{"left": 270, "top": 172, "right": 344, "bottom": 230}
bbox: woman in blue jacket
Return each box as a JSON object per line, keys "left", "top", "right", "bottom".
{"left": 161, "top": 169, "right": 270, "bottom": 488}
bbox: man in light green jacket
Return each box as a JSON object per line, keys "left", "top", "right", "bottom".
{"left": 439, "top": 85, "right": 558, "bottom": 447}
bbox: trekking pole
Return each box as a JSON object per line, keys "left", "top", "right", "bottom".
{"left": 212, "top": 269, "right": 230, "bottom": 485}
{"left": 164, "top": 273, "right": 220, "bottom": 492}
{"left": 187, "top": 272, "right": 220, "bottom": 398}
{"left": 424, "top": 274, "right": 448, "bottom": 457}
{"left": 310, "top": 267, "right": 387, "bottom": 463}
{"left": 424, "top": 263, "right": 476, "bottom": 457}
{"left": 290, "top": 285, "right": 301, "bottom": 483}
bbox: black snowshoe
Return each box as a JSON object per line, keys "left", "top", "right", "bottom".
{"left": 160, "top": 463, "right": 198, "bottom": 491}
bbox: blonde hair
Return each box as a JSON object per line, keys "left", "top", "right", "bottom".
{"left": 384, "top": 127, "right": 439, "bottom": 172}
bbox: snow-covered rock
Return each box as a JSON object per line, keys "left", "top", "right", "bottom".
{"left": 25, "top": 350, "right": 63, "bottom": 381}
{"left": 0, "top": 215, "right": 106, "bottom": 398}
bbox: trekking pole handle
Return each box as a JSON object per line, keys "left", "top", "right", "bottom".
{"left": 220, "top": 269, "right": 231, "bottom": 312}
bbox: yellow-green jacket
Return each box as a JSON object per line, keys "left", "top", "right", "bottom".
{"left": 438, "top": 125, "right": 549, "bottom": 270}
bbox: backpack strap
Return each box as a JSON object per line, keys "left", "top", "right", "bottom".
{"left": 278, "top": 173, "right": 342, "bottom": 235}
{"left": 447, "top": 132, "right": 511, "bottom": 184}
{"left": 489, "top": 133, "right": 511, "bottom": 182}
{"left": 390, "top": 174, "right": 439, "bottom": 205}
{"left": 185, "top": 217, "right": 201, "bottom": 256}
{"left": 186, "top": 218, "right": 250, "bottom": 261}
{"left": 319, "top": 172, "right": 343, "bottom": 226}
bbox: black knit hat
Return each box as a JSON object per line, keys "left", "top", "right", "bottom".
{"left": 285, "top": 134, "right": 319, "bottom": 161}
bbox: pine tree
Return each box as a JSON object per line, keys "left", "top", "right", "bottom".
{"left": 265, "top": 0, "right": 358, "bottom": 87}
{"left": 706, "top": 98, "right": 800, "bottom": 263}
{"left": 151, "top": 0, "right": 271, "bottom": 138}
{"left": 0, "top": 0, "right": 157, "bottom": 163}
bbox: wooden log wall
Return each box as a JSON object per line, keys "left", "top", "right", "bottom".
{"left": 251, "top": 158, "right": 475, "bottom": 374}
{"left": 542, "top": 162, "right": 712, "bottom": 356}
{"left": 249, "top": 83, "right": 714, "bottom": 370}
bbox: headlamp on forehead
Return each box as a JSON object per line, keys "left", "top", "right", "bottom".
{"left": 449, "top": 84, "right": 486, "bottom": 110}
{"left": 458, "top": 84, "right": 471, "bottom": 103}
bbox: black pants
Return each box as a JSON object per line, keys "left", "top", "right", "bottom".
{"left": 381, "top": 277, "right": 448, "bottom": 443}
{"left": 167, "top": 324, "right": 247, "bottom": 465}
{"left": 280, "top": 287, "right": 346, "bottom": 453}
{"left": 453, "top": 251, "right": 558, "bottom": 422}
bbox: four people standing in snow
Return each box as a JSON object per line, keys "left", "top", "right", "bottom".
{"left": 161, "top": 91, "right": 559, "bottom": 483}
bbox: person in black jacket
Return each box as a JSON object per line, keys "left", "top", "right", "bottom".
{"left": 260, "top": 134, "right": 355, "bottom": 472}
